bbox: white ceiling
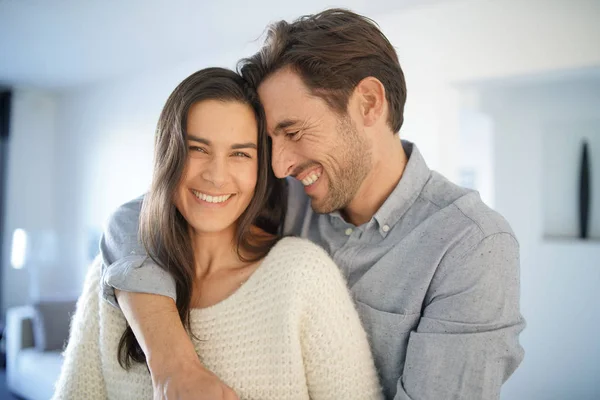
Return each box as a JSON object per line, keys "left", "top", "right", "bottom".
{"left": 0, "top": 0, "right": 452, "bottom": 90}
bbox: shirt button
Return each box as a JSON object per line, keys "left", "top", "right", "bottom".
{"left": 345, "top": 228, "right": 353, "bottom": 236}
{"left": 382, "top": 224, "right": 390, "bottom": 233}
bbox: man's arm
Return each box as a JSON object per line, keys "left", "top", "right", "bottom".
{"left": 100, "top": 196, "right": 176, "bottom": 307}
{"left": 116, "top": 291, "right": 237, "bottom": 400}
{"left": 395, "top": 232, "right": 525, "bottom": 400}
{"left": 100, "top": 197, "right": 238, "bottom": 400}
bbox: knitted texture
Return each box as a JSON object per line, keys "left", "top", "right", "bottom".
{"left": 52, "top": 249, "right": 108, "bottom": 399}
{"left": 53, "top": 237, "right": 383, "bottom": 399}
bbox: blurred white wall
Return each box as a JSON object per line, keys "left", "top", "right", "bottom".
{"left": 474, "top": 76, "right": 600, "bottom": 400}
{"left": 377, "top": 0, "right": 600, "bottom": 180}
{"left": 2, "top": 89, "right": 61, "bottom": 310}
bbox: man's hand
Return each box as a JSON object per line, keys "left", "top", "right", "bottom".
{"left": 150, "top": 356, "right": 238, "bottom": 400}
{"left": 115, "top": 290, "right": 238, "bottom": 400}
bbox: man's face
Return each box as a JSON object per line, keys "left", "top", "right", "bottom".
{"left": 258, "top": 67, "right": 372, "bottom": 214}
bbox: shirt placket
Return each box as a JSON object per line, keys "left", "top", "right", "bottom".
{"left": 332, "top": 225, "right": 363, "bottom": 278}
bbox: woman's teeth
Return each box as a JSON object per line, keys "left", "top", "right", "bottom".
{"left": 192, "top": 190, "right": 232, "bottom": 203}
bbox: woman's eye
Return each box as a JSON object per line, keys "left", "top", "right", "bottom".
{"left": 232, "top": 151, "right": 251, "bottom": 158}
{"left": 189, "top": 146, "right": 207, "bottom": 153}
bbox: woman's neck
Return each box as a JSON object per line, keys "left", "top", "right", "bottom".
{"left": 189, "top": 225, "right": 246, "bottom": 278}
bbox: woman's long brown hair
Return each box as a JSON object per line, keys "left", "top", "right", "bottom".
{"left": 118, "top": 67, "right": 287, "bottom": 369}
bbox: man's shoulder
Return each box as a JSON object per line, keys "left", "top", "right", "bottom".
{"left": 105, "top": 195, "right": 145, "bottom": 236}
{"left": 416, "top": 173, "right": 519, "bottom": 286}
{"left": 108, "top": 195, "right": 144, "bottom": 221}
{"left": 421, "top": 171, "right": 515, "bottom": 241}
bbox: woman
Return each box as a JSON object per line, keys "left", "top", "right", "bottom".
{"left": 53, "top": 68, "right": 382, "bottom": 400}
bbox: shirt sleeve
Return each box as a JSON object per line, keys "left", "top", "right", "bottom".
{"left": 52, "top": 257, "right": 107, "bottom": 400}
{"left": 299, "top": 242, "right": 383, "bottom": 400}
{"left": 394, "top": 232, "right": 526, "bottom": 400}
{"left": 99, "top": 196, "right": 177, "bottom": 308}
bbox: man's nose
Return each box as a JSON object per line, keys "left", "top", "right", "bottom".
{"left": 271, "top": 140, "right": 295, "bottom": 179}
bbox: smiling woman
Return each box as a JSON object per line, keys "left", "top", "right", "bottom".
{"left": 128, "top": 68, "right": 286, "bottom": 365}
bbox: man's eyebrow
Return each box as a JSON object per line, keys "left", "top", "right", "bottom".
{"left": 272, "top": 119, "right": 302, "bottom": 136}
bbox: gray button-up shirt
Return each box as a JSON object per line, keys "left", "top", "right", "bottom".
{"left": 101, "top": 141, "right": 525, "bottom": 400}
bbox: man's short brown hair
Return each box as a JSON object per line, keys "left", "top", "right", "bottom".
{"left": 238, "top": 8, "right": 407, "bottom": 133}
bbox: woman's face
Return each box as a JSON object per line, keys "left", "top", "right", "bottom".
{"left": 174, "top": 100, "right": 259, "bottom": 236}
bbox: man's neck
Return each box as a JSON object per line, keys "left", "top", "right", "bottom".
{"left": 342, "top": 137, "right": 407, "bottom": 226}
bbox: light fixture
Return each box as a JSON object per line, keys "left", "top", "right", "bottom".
{"left": 10, "top": 228, "right": 28, "bottom": 269}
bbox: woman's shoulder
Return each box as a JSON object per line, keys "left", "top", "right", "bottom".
{"left": 267, "top": 236, "right": 332, "bottom": 264}
{"left": 264, "top": 236, "right": 344, "bottom": 286}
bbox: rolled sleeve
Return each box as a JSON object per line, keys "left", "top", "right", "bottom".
{"left": 99, "top": 196, "right": 177, "bottom": 308}
{"left": 395, "top": 232, "right": 526, "bottom": 400}
{"left": 102, "top": 256, "right": 177, "bottom": 308}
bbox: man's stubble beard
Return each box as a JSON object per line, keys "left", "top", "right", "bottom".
{"left": 311, "top": 116, "right": 373, "bottom": 214}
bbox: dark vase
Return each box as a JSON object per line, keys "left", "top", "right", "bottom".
{"left": 579, "top": 140, "right": 591, "bottom": 239}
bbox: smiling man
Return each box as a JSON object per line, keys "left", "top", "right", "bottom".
{"left": 99, "top": 9, "right": 525, "bottom": 400}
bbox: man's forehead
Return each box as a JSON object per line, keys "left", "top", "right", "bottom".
{"left": 258, "top": 69, "right": 330, "bottom": 134}
{"left": 260, "top": 66, "right": 305, "bottom": 89}
{"left": 258, "top": 69, "right": 310, "bottom": 106}
{"left": 260, "top": 85, "right": 306, "bottom": 132}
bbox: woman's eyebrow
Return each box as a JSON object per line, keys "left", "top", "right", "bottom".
{"left": 187, "top": 134, "right": 256, "bottom": 150}
{"left": 187, "top": 134, "right": 210, "bottom": 145}
{"left": 231, "top": 142, "right": 257, "bottom": 150}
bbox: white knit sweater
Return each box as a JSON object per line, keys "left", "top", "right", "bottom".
{"left": 53, "top": 237, "right": 383, "bottom": 400}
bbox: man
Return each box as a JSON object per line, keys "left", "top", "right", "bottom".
{"left": 101, "top": 9, "right": 524, "bottom": 400}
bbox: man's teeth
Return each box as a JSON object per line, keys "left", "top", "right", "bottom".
{"left": 192, "top": 191, "right": 232, "bottom": 203}
{"left": 301, "top": 172, "right": 321, "bottom": 186}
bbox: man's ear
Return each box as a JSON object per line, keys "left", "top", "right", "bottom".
{"left": 354, "top": 77, "right": 386, "bottom": 127}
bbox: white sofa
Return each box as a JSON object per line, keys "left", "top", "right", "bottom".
{"left": 6, "top": 306, "right": 65, "bottom": 400}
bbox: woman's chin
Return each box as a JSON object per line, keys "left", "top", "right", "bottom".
{"left": 189, "top": 220, "right": 235, "bottom": 236}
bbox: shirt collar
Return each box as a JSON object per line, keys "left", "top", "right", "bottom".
{"left": 372, "top": 140, "right": 431, "bottom": 236}
{"left": 328, "top": 140, "right": 431, "bottom": 236}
